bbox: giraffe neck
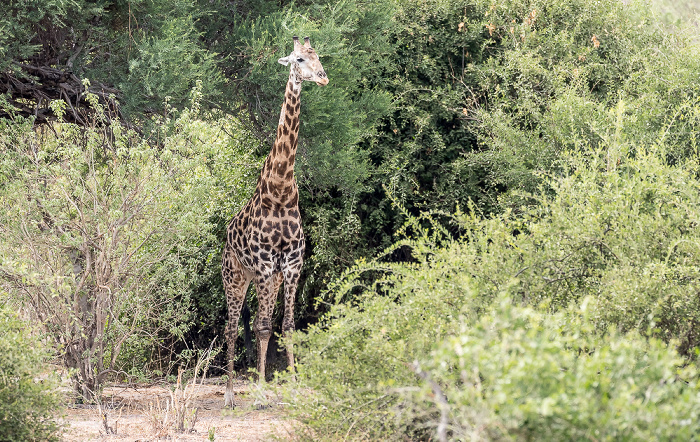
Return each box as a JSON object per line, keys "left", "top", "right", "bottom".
{"left": 258, "top": 71, "right": 302, "bottom": 204}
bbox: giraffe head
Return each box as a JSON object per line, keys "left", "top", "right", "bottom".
{"left": 278, "top": 36, "right": 329, "bottom": 86}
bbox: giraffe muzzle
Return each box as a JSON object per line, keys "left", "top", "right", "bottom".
{"left": 315, "top": 71, "right": 328, "bottom": 86}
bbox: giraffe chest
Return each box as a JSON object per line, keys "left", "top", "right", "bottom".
{"left": 227, "top": 200, "right": 305, "bottom": 274}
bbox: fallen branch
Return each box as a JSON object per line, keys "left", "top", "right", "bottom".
{"left": 0, "top": 63, "right": 123, "bottom": 126}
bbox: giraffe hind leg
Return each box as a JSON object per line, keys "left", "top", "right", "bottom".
{"left": 222, "top": 246, "right": 252, "bottom": 408}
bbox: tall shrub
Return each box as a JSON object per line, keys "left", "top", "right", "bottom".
{"left": 0, "top": 93, "right": 258, "bottom": 396}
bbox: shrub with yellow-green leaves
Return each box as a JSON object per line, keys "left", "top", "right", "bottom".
{"left": 284, "top": 142, "right": 700, "bottom": 440}
{"left": 0, "top": 307, "right": 60, "bottom": 441}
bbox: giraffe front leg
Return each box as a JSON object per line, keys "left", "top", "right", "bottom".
{"left": 222, "top": 248, "right": 251, "bottom": 408}
{"left": 224, "top": 321, "right": 238, "bottom": 408}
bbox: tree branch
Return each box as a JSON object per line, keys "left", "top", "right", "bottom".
{"left": 0, "top": 63, "right": 123, "bottom": 126}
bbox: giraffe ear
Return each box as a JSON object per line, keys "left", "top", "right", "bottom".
{"left": 278, "top": 56, "right": 290, "bottom": 66}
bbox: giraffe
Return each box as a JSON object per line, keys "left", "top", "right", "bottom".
{"left": 221, "top": 36, "right": 328, "bottom": 407}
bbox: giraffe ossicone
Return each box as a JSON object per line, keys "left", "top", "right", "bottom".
{"left": 221, "top": 36, "right": 328, "bottom": 408}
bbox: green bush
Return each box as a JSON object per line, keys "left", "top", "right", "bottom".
{"left": 287, "top": 278, "right": 700, "bottom": 440}
{"left": 283, "top": 137, "right": 700, "bottom": 439}
{"left": 465, "top": 0, "right": 700, "bottom": 210}
{"left": 461, "top": 140, "right": 700, "bottom": 354}
{"left": 413, "top": 300, "right": 700, "bottom": 440}
{"left": 0, "top": 307, "right": 60, "bottom": 441}
{"left": 0, "top": 0, "right": 75, "bottom": 72}
{"left": 0, "top": 92, "right": 260, "bottom": 394}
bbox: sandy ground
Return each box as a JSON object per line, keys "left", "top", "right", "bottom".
{"left": 60, "top": 378, "right": 295, "bottom": 441}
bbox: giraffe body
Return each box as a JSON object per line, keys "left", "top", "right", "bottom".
{"left": 222, "top": 37, "right": 327, "bottom": 407}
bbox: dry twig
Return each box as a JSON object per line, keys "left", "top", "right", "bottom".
{"left": 144, "top": 341, "right": 217, "bottom": 437}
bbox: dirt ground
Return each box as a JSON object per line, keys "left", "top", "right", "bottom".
{"left": 60, "top": 378, "right": 295, "bottom": 441}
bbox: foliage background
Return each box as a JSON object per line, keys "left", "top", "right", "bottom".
{"left": 1, "top": 1, "right": 700, "bottom": 435}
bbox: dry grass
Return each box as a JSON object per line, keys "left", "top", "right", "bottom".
{"left": 60, "top": 378, "right": 295, "bottom": 441}
{"left": 143, "top": 346, "right": 214, "bottom": 438}
{"left": 145, "top": 368, "right": 201, "bottom": 437}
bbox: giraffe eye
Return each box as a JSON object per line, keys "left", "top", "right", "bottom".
{"left": 297, "top": 58, "right": 304, "bottom": 63}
